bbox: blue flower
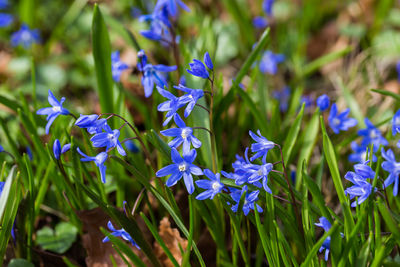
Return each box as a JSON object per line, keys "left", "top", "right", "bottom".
{"left": 103, "top": 221, "right": 140, "bottom": 249}
{"left": 300, "top": 95, "right": 313, "bottom": 109}
{"left": 328, "top": 103, "right": 357, "bottom": 134}
{"left": 397, "top": 61, "right": 400, "bottom": 82}
{"left": 161, "top": 114, "right": 201, "bottom": 152}
{"left": 348, "top": 141, "right": 377, "bottom": 163}
{"left": 125, "top": 140, "right": 139, "bottom": 153}
{"left": 90, "top": 125, "right": 126, "bottom": 156}
{"left": 157, "top": 86, "right": 190, "bottom": 126}
{"left": 262, "top": 0, "right": 274, "bottom": 16}
{"left": 111, "top": 51, "right": 129, "bottom": 82}
{"left": 273, "top": 86, "right": 291, "bottom": 112}
{"left": 249, "top": 130, "right": 275, "bottom": 162}
{"left": 316, "top": 94, "right": 330, "bottom": 112}
{"left": 36, "top": 90, "right": 70, "bottom": 134}
{"left": 358, "top": 118, "right": 388, "bottom": 148}
{"left": 0, "top": 145, "right": 3, "bottom": 152}
{"left": 53, "top": 139, "right": 71, "bottom": 160}
{"left": 77, "top": 148, "right": 108, "bottom": 183}
{"left": 75, "top": 114, "right": 108, "bottom": 134}
{"left": 195, "top": 169, "right": 224, "bottom": 200}
{"left": 381, "top": 148, "right": 400, "bottom": 196}
{"left": 174, "top": 84, "right": 205, "bottom": 117}
{"left": 315, "top": 217, "right": 331, "bottom": 261}
{"left": 253, "top": 16, "right": 268, "bottom": 29}
{"left": 156, "top": 147, "right": 203, "bottom": 194}
{"left": 0, "top": 0, "right": 8, "bottom": 9}
{"left": 11, "top": 24, "right": 40, "bottom": 49}
{"left": 259, "top": 50, "right": 285, "bottom": 75}
{"left": 138, "top": 50, "right": 177, "bottom": 97}
{"left": 345, "top": 180, "right": 374, "bottom": 207}
{"left": 231, "top": 186, "right": 263, "bottom": 216}
{"left": 139, "top": 7, "right": 173, "bottom": 43}
{"left": 392, "top": 109, "right": 400, "bottom": 136}
{"left": 246, "top": 161, "right": 273, "bottom": 193}
{"left": 0, "top": 13, "right": 12, "bottom": 27}
{"left": 204, "top": 52, "right": 214, "bottom": 70}
{"left": 187, "top": 59, "right": 209, "bottom": 79}
{"left": 154, "top": 0, "right": 190, "bottom": 17}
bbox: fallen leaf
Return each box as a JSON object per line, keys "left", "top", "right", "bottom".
{"left": 154, "top": 217, "right": 188, "bottom": 267}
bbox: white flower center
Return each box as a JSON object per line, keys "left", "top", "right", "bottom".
{"left": 212, "top": 181, "right": 220, "bottom": 191}
{"left": 395, "top": 117, "right": 400, "bottom": 125}
{"left": 181, "top": 128, "right": 190, "bottom": 139}
{"left": 52, "top": 106, "right": 61, "bottom": 112}
{"left": 257, "top": 169, "right": 263, "bottom": 176}
{"left": 21, "top": 31, "right": 31, "bottom": 42}
{"left": 360, "top": 151, "right": 367, "bottom": 161}
{"left": 333, "top": 118, "right": 341, "bottom": 126}
{"left": 188, "top": 95, "right": 193, "bottom": 99}
{"left": 178, "top": 163, "right": 187, "bottom": 172}
{"left": 369, "top": 129, "right": 379, "bottom": 139}
{"left": 107, "top": 133, "right": 114, "bottom": 140}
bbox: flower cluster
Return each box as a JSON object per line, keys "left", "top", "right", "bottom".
{"left": 139, "top": 0, "right": 189, "bottom": 44}
{"left": 314, "top": 217, "right": 332, "bottom": 261}
{"left": 156, "top": 52, "right": 214, "bottom": 196}
{"left": 344, "top": 161, "right": 376, "bottom": 207}
{"left": 74, "top": 114, "right": 127, "bottom": 183}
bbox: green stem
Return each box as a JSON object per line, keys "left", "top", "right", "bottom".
{"left": 209, "top": 74, "right": 218, "bottom": 173}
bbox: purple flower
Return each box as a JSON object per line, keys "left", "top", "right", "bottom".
{"left": 103, "top": 221, "right": 140, "bottom": 249}
{"left": 315, "top": 217, "right": 331, "bottom": 261}
{"left": 160, "top": 114, "right": 201, "bottom": 152}
{"left": 174, "top": 84, "right": 205, "bottom": 117}
{"left": 157, "top": 86, "right": 190, "bottom": 126}
{"left": 11, "top": 24, "right": 40, "bottom": 49}
{"left": 195, "top": 169, "right": 224, "bottom": 200}
{"left": 53, "top": 139, "right": 71, "bottom": 160}
{"left": 328, "top": 103, "right": 357, "bottom": 134}
{"left": 36, "top": 90, "right": 70, "bottom": 134}
{"left": 230, "top": 186, "right": 263, "bottom": 216}
{"left": 249, "top": 130, "right": 275, "bottom": 162}
{"left": 0, "top": 0, "right": 8, "bottom": 9}
{"left": 316, "top": 94, "right": 330, "bottom": 112}
{"left": 381, "top": 148, "right": 400, "bottom": 196}
{"left": 111, "top": 51, "right": 129, "bottom": 82}
{"left": 300, "top": 95, "right": 313, "bottom": 109}
{"left": 138, "top": 50, "right": 177, "bottom": 97}
{"left": 77, "top": 148, "right": 108, "bottom": 183}
{"left": 259, "top": 50, "right": 285, "bottom": 75}
{"left": 90, "top": 125, "right": 126, "bottom": 156}
{"left": 156, "top": 148, "right": 203, "bottom": 194}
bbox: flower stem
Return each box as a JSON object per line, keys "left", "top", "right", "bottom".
{"left": 209, "top": 74, "right": 218, "bottom": 173}
{"left": 274, "top": 144, "right": 304, "bottom": 238}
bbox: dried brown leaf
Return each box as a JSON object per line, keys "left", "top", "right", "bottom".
{"left": 154, "top": 217, "right": 188, "bottom": 267}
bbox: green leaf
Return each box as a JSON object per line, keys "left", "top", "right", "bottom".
{"left": 92, "top": 4, "right": 114, "bottom": 115}
{"left": 232, "top": 28, "right": 270, "bottom": 87}
{"left": 338, "top": 77, "right": 365, "bottom": 128}
{"left": 371, "top": 88, "right": 400, "bottom": 102}
{"left": 8, "top": 259, "right": 35, "bottom": 267}
{"left": 301, "top": 47, "right": 352, "bottom": 77}
{"left": 282, "top": 104, "right": 304, "bottom": 164}
{"left": 0, "top": 166, "right": 17, "bottom": 219}
{"left": 300, "top": 221, "right": 340, "bottom": 267}
{"left": 321, "top": 116, "right": 354, "bottom": 235}
{"left": 36, "top": 222, "right": 78, "bottom": 254}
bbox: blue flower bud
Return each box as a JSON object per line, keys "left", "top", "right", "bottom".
{"left": 204, "top": 52, "right": 213, "bottom": 70}
{"left": 316, "top": 94, "right": 330, "bottom": 112}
